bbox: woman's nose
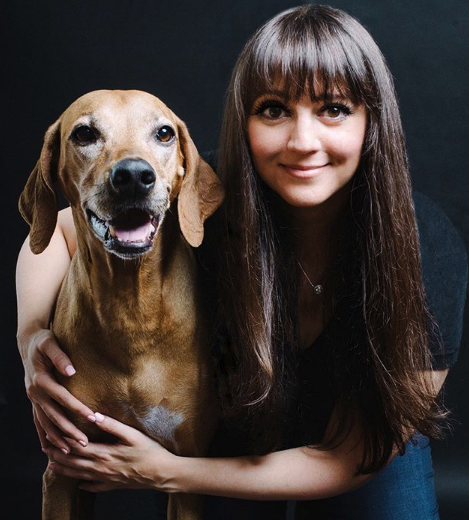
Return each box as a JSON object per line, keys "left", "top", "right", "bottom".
{"left": 286, "top": 116, "right": 321, "bottom": 153}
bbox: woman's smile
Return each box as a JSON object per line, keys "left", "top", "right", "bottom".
{"left": 280, "top": 162, "right": 331, "bottom": 178}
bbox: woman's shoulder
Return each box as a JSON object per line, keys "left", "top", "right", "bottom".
{"left": 414, "top": 192, "right": 466, "bottom": 254}
{"left": 413, "top": 191, "right": 468, "bottom": 367}
{"left": 414, "top": 191, "right": 467, "bottom": 283}
{"left": 201, "top": 150, "right": 218, "bottom": 171}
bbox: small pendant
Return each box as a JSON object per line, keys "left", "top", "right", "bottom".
{"left": 314, "top": 284, "right": 323, "bottom": 295}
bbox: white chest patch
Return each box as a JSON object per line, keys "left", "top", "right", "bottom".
{"left": 137, "top": 405, "right": 184, "bottom": 443}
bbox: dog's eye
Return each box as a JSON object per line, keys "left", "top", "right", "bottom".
{"left": 72, "top": 125, "right": 98, "bottom": 144}
{"left": 156, "top": 126, "right": 175, "bottom": 143}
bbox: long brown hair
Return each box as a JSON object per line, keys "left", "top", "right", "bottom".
{"left": 217, "top": 4, "right": 445, "bottom": 472}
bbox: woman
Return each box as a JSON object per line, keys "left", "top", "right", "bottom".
{"left": 16, "top": 5, "right": 467, "bottom": 519}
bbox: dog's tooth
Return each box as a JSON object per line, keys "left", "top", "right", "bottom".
{"left": 89, "top": 211, "right": 110, "bottom": 239}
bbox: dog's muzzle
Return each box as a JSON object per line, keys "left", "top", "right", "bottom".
{"left": 86, "top": 158, "right": 168, "bottom": 259}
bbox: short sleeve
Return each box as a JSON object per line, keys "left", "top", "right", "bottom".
{"left": 414, "top": 192, "right": 468, "bottom": 368}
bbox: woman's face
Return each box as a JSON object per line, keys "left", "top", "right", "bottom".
{"left": 247, "top": 92, "right": 367, "bottom": 209}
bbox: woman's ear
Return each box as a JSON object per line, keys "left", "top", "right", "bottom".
{"left": 19, "top": 120, "right": 61, "bottom": 254}
{"left": 176, "top": 118, "right": 225, "bottom": 247}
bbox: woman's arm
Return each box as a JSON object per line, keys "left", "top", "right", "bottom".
{"left": 44, "top": 368, "right": 449, "bottom": 499}
{"left": 16, "top": 207, "right": 94, "bottom": 452}
{"left": 173, "top": 431, "right": 370, "bottom": 500}
{"left": 17, "top": 208, "right": 76, "bottom": 350}
{"left": 46, "top": 412, "right": 372, "bottom": 500}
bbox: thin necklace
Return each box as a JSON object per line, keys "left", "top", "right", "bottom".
{"left": 296, "top": 259, "right": 324, "bottom": 295}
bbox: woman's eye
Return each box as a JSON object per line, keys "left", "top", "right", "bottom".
{"left": 156, "top": 126, "right": 175, "bottom": 143}
{"left": 263, "top": 105, "right": 287, "bottom": 119}
{"left": 72, "top": 125, "right": 98, "bottom": 144}
{"left": 321, "top": 103, "right": 353, "bottom": 120}
{"left": 326, "top": 106, "right": 343, "bottom": 118}
{"left": 253, "top": 100, "right": 289, "bottom": 120}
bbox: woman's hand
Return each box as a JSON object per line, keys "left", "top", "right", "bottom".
{"left": 19, "top": 326, "right": 95, "bottom": 453}
{"left": 45, "top": 413, "right": 177, "bottom": 493}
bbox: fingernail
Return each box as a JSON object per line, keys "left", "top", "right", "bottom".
{"left": 78, "top": 440, "right": 87, "bottom": 447}
{"left": 87, "top": 414, "right": 96, "bottom": 423}
{"left": 65, "top": 365, "right": 76, "bottom": 376}
{"left": 49, "top": 463, "right": 56, "bottom": 471}
{"left": 61, "top": 447, "right": 69, "bottom": 455}
{"left": 94, "top": 412, "right": 105, "bottom": 423}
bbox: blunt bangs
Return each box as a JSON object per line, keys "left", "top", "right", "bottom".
{"left": 241, "top": 5, "right": 377, "bottom": 110}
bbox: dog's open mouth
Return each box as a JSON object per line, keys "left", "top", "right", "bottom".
{"left": 87, "top": 208, "right": 161, "bottom": 258}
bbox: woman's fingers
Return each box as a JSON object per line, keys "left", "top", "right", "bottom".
{"left": 34, "top": 372, "right": 95, "bottom": 424}
{"left": 35, "top": 406, "right": 66, "bottom": 451}
{"left": 32, "top": 408, "right": 49, "bottom": 450}
{"left": 31, "top": 385, "right": 92, "bottom": 445}
{"left": 27, "top": 361, "right": 95, "bottom": 447}
{"left": 48, "top": 459, "right": 121, "bottom": 493}
{"left": 46, "top": 425, "right": 172, "bottom": 493}
{"left": 46, "top": 444, "right": 123, "bottom": 491}
{"left": 93, "top": 413, "right": 139, "bottom": 444}
{"left": 35, "top": 405, "right": 83, "bottom": 453}
{"left": 48, "top": 461, "right": 97, "bottom": 482}
{"left": 35, "top": 329, "right": 75, "bottom": 377}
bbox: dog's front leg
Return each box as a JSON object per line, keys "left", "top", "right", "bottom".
{"left": 167, "top": 493, "right": 204, "bottom": 520}
{"left": 42, "top": 467, "right": 95, "bottom": 520}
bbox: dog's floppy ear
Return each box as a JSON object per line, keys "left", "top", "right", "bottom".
{"left": 176, "top": 119, "right": 225, "bottom": 247}
{"left": 19, "top": 120, "right": 61, "bottom": 254}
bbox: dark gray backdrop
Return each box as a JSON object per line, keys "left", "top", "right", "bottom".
{"left": 1, "top": 1, "right": 468, "bottom": 518}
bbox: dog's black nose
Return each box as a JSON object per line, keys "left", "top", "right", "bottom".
{"left": 110, "top": 159, "right": 156, "bottom": 197}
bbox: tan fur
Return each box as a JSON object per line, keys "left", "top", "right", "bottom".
{"left": 19, "top": 90, "right": 224, "bottom": 520}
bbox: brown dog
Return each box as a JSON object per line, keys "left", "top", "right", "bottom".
{"left": 19, "top": 90, "right": 224, "bottom": 520}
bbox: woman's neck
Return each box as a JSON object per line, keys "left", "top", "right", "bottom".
{"left": 279, "top": 189, "right": 350, "bottom": 349}
{"left": 279, "top": 187, "right": 349, "bottom": 267}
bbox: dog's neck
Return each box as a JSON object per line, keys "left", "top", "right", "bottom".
{"left": 55, "top": 207, "right": 200, "bottom": 362}
{"left": 71, "top": 210, "right": 195, "bottom": 311}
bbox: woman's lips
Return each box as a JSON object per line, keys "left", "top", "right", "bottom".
{"left": 280, "top": 163, "right": 329, "bottom": 178}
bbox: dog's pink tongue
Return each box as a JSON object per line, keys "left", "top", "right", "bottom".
{"left": 109, "top": 210, "right": 155, "bottom": 243}
{"left": 112, "top": 221, "right": 153, "bottom": 242}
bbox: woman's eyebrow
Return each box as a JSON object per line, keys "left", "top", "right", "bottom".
{"left": 253, "top": 89, "right": 355, "bottom": 104}
{"left": 254, "top": 89, "right": 288, "bottom": 99}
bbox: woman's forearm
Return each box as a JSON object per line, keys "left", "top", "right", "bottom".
{"left": 16, "top": 233, "right": 69, "bottom": 341}
{"left": 16, "top": 208, "right": 74, "bottom": 349}
{"left": 167, "top": 368, "right": 450, "bottom": 502}
{"left": 168, "top": 444, "right": 372, "bottom": 501}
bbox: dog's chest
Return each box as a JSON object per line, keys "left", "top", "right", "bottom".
{"left": 53, "top": 248, "right": 209, "bottom": 449}
{"left": 132, "top": 403, "right": 184, "bottom": 443}
{"left": 55, "top": 324, "right": 207, "bottom": 448}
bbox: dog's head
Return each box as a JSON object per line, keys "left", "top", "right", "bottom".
{"left": 19, "top": 90, "right": 224, "bottom": 258}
